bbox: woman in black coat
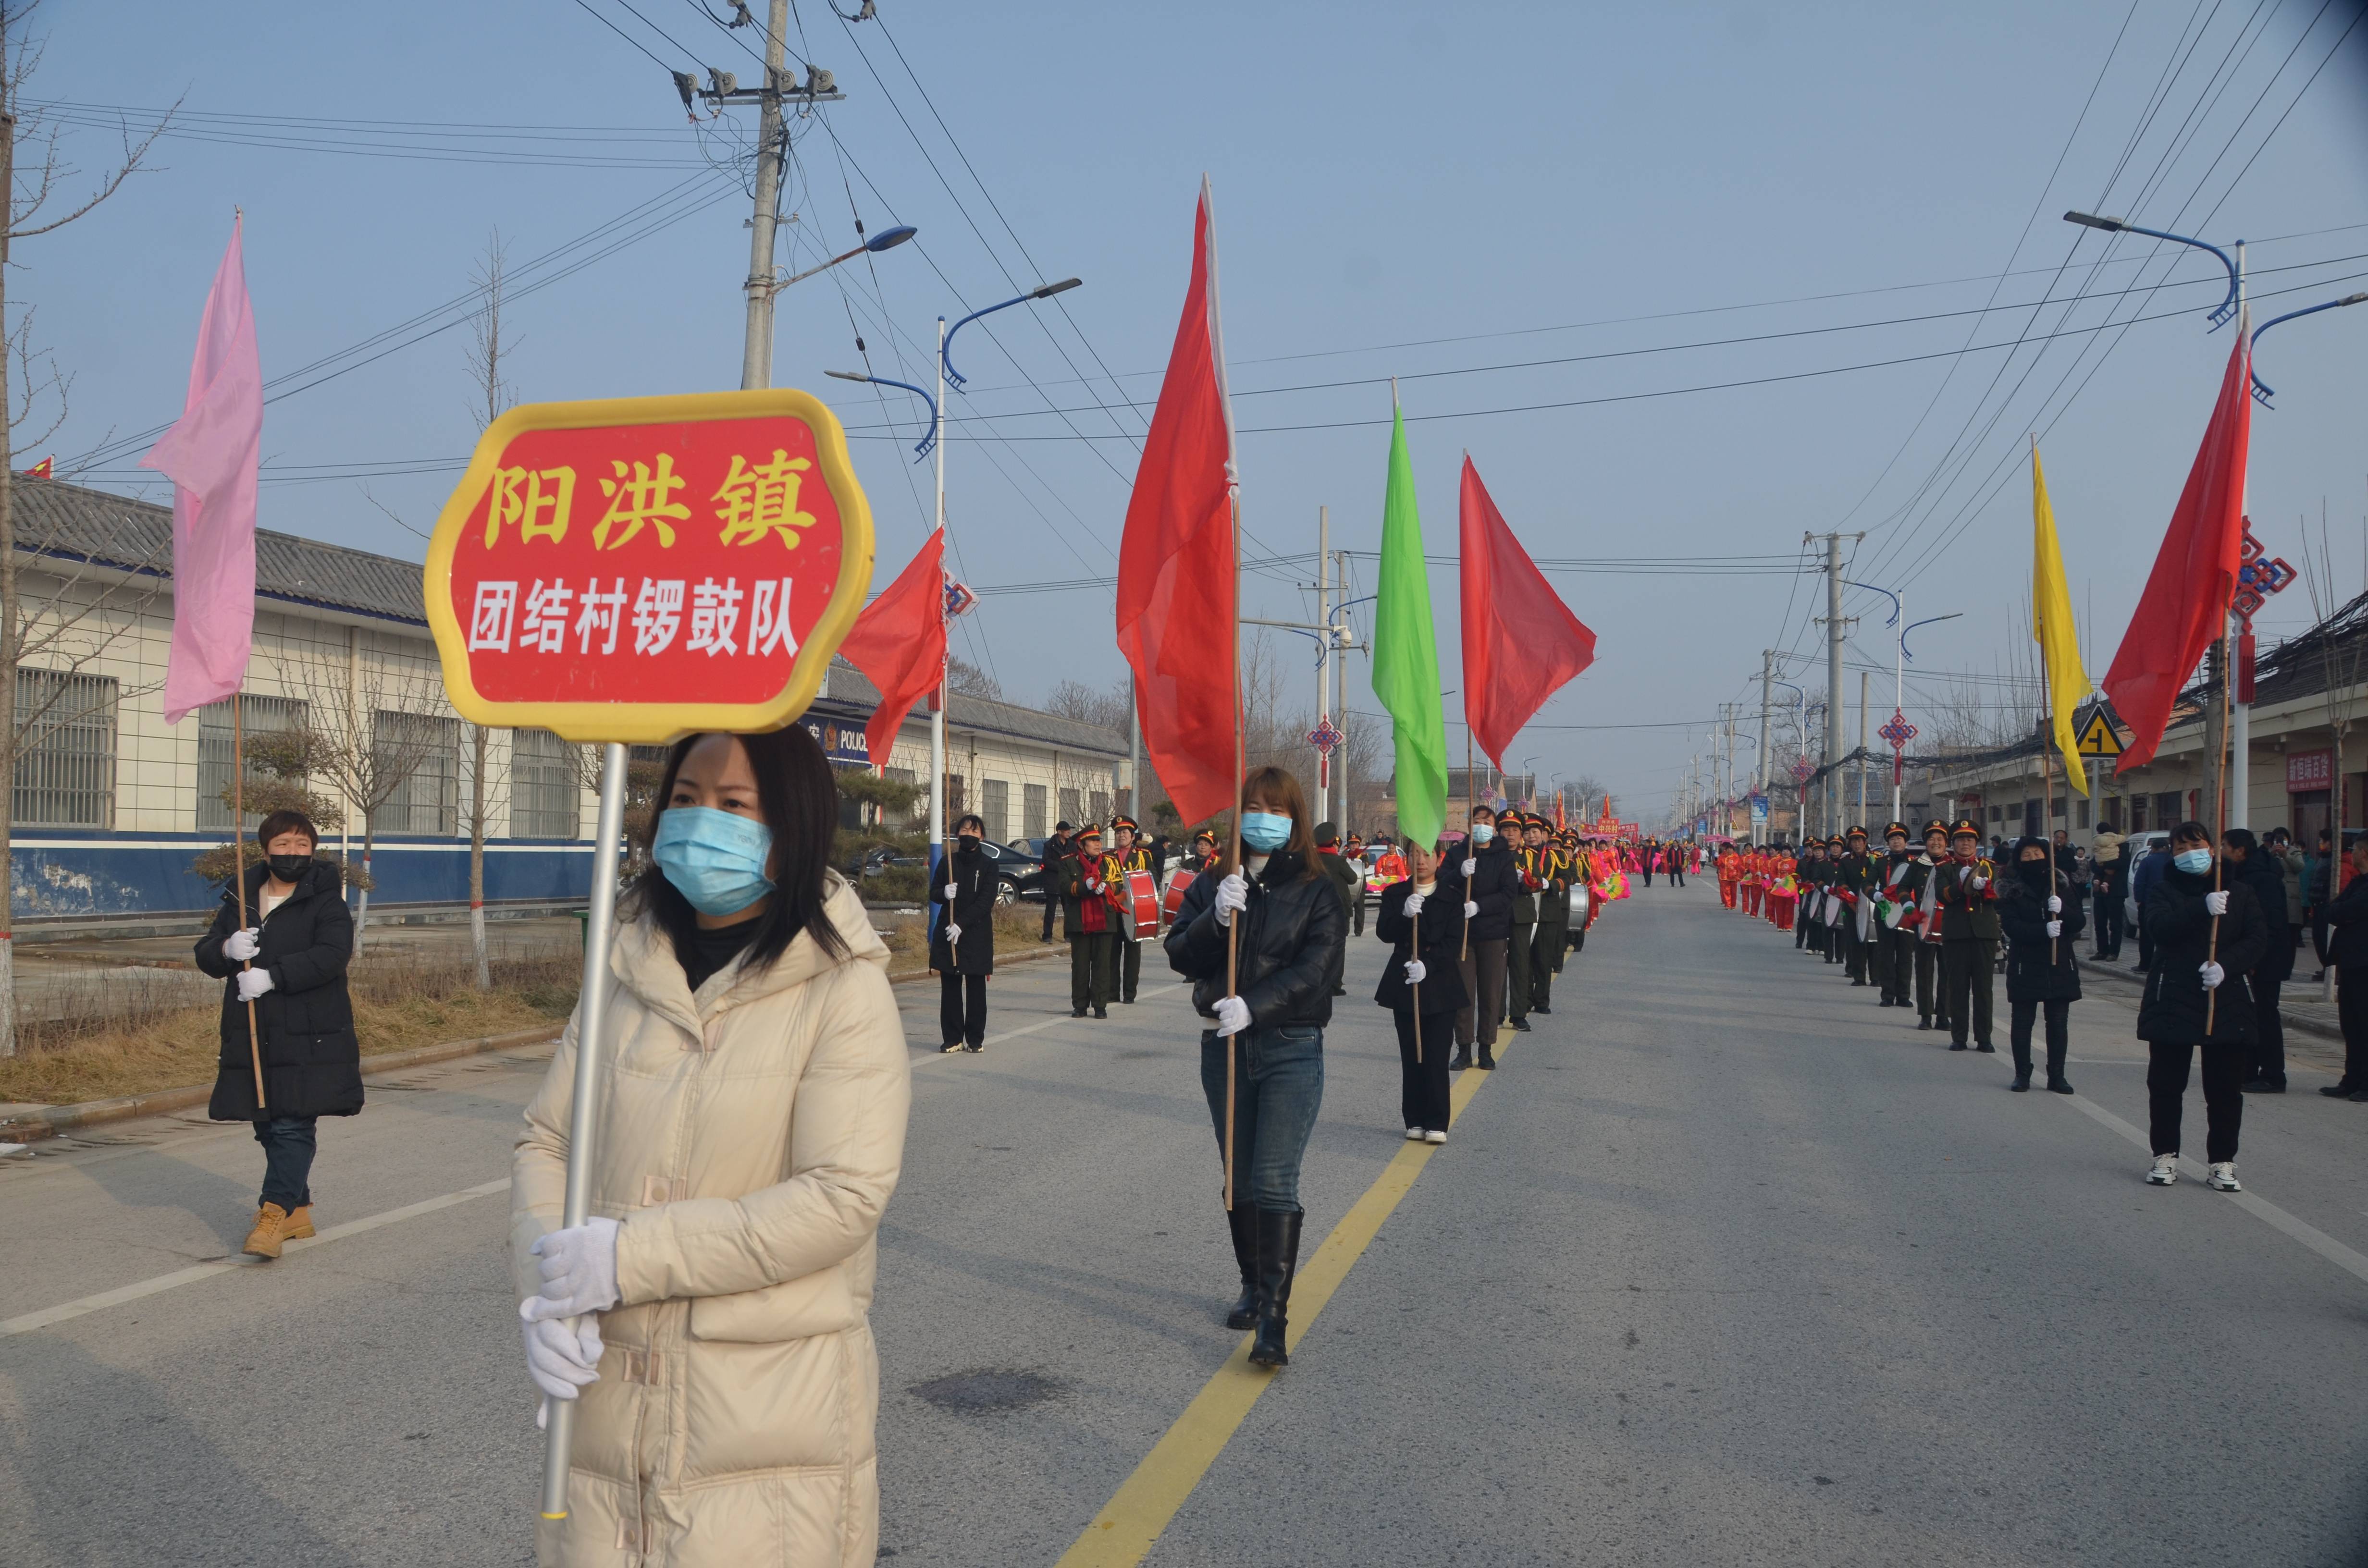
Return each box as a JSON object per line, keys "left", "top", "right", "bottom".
{"left": 193, "top": 810, "right": 360, "bottom": 1260}
{"left": 1997, "top": 836, "right": 2082, "bottom": 1094}
{"left": 2135, "top": 820, "right": 2268, "bottom": 1193}
{"left": 1374, "top": 835, "right": 1468, "bottom": 1144}
{"left": 930, "top": 812, "right": 999, "bottom": 1053}
{"left": 1164, "top": 764, "right": 1347, "bottom": 1369}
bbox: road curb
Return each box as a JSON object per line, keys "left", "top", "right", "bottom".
{"left": 0, "top": 941, "right": 1078, "bottom": 1147}
{"left": 2075, "top": 955, "right": 2342, "bottom": 1044}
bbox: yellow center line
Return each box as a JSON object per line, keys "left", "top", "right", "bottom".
{"left": 1055, "top": 1034, "right": 1513, "bottom": 1567}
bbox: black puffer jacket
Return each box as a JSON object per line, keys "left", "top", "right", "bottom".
{"left": 2230, "top": 850, "right": 2294, "bottom": 985}
{"left": 1166, "top": 850, "right": 1346, "bottom": 1028}
{"left": 929, "top": 842, "right": 999, "bottom": 975}
{"left": 1372, "top": 879, "right": 1468, "bottom": 1015}
{"left": 1998, "top": 858, "right": 2084, "bottom": 1004}
{"left": 1454, "top": 839, "right": 1519, "bottom": 942}
{"left": 196, "top": 859, "right": 363, "bottom": 1121}
{"left": 2136, "top": 864, "right": 2268, "bottom": 1045}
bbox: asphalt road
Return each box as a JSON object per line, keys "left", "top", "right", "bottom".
{"left": 4, "top": 886, "right": 2367, "bottom": 1566}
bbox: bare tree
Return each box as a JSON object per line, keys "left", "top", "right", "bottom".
{"left": 0, "top": 4, "right": 171, "bottom": 1054}
{"left": 947, "top": 657, "right": 999, "bottom": 701}
{"left": 1043, "top": 674, "right": 1129, "bottom": 732}
{"left": 286, "top": 651, "right": 451, "bottom": 954}
{"left": 458, "top": 230, "right": 518, "bottom": 987}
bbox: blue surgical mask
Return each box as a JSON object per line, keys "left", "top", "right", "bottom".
{"left": 2174, "top": 848, "right": 2212, "bottom": 875}
{"left": 1240, "top": 810, "right": 1293, "bottom": 853}
{"left": 653, "top": 806, "right": 776, "bottom": 916}
{"left": 1472, "top": 823, "right": 1496, "bottom": 844}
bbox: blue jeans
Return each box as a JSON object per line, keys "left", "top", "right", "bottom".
{"left": 252, "top": 1115, "right": 318, "bottom": 1211}
{"left": 1200, "top": 1023, "right": 1324, "bottom": 1214}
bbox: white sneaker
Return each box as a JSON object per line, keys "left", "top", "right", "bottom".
{"left": 1405, "top": 1127, "right": 1425, "bottom": 1141}
{"left": 2206, "top": 1161, "right": 2242, "bottom": 1192}
{"left": 1423, "top": 1129, "right": 1446, "bottom": 1145}
{"left": 2145, "top": 1153, "right": 2179, "bottom": 1186}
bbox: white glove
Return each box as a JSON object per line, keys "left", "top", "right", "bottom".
{"left": 1213, "top": 995, "right": 1251, "bottom": 1036}
{"left": 521, "top": 1216, "right": 622, "bottom": 1322}
{"left": 1403, "top": 958, "right": 1427, "bottom": 984}
{"left": 1463, "top": 900, "right": 1480, "bottom": 919}
{"left": 521, "top": 1306, "right": 603, "bottom": 1404}
{"left": 944, "top": 882, "right": 957, "bottom": 900}
{"left": 235, "top": 968, "right": 275, "bottom": 1002}
{"left": 1402, "top": 892, "right": 1425, "bottom": 916}
{"left": 223, "top": 927, "right": 260, "bottom": 961}
{"left": 1086, "top": 878, "right": 1103, "bottom": 894}
{"left": 1969, "top": 874, "right": 1989, "bottom": 892}
{"left": 2045, "top": 920, "right": 2062, "bottom": 938}
{"left": 1462, "top": 857, "right": 1478, "bottom": 878}
{"left": 2199, "top": 960, "right": 2224, "bottom": 990}
{"left": 2204, "top": 889, "right": 2229, "bottom": 917}
{"left": 1212, "top": 873, "right": 1249, "bottom": 927}
{"left": 2046, "top": 895, "right": 2062, "bottom": 914}
{"left": 945, "top": 923, "right": 961, "bottom": 945}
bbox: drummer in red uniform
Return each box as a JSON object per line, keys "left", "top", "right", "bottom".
{"left": 1110, "top": 815, "right": 1157, "bottom": 1005}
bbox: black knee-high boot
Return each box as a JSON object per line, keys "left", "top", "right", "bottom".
{"left": 1248, "top": 1208, "right": 1303, "bottom": 1369}
{"left": 1224, "top": 1200, "right": 1259, "bottom": 1330}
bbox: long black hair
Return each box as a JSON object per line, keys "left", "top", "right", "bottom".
{"left": 626, "top": 725, "right": 851, "bottom": 972}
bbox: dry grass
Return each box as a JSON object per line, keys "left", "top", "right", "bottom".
{"left": 0, "top": 950, "right": 579, "bottom": 1109}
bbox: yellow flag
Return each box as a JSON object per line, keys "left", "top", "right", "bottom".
{"left": 2032, "top": 444, "right": 2088, "bottom": 795}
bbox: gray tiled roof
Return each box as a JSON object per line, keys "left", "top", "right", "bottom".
{"left": 13, "top": 477, "right": 429, "bottom": 626}
{"left": 823, "top": 658, "right": 1126, "bottom": 758}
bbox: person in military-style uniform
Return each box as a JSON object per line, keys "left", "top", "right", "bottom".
{"left": 1528, "top": 816, "right": 1571, "bottom": 1014}
{"left": 1502, "top": 812, "right": 1540, "bottom": 1032}
{"left": 1832, "top": 826, "right": 1877, "bottom": 985}
{"left": 1795, "top": 839, "right": 1826, "bottom": 952}
{"left": 1868, "top": 821, "right": 1924, "bottom": 1009}
{"left": 1932, "top": 818, "right": 2001, "bottom": 1051}
{"left": 1903, "top": 820, "right": 1950, "bottom": 1030}
{"left": 1817, "top": 835, "right": 1849, "bottom": 967}
{"left": 1059, "top": 823, "right": 1120, "bottom": 1018}
{"left": 1179, "top": 828, "right": 1220, "bottom": 874}
{"left": 1107, "top": 816, "right": 1156, "bottom": 1004}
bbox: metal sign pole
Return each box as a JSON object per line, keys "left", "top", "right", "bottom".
{"left": 539, "top": 741, "right": 632, "bottom": 1522}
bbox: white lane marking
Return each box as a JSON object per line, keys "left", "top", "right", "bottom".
{"left": 1, "top": 1177, "right": 512, "bottom": 1337}
{"left": 2056, "top": 1094, "right": 2368, "bottom": 1287}
{"left": 911, "top": 982, "right": 1190, "bottom": 1062}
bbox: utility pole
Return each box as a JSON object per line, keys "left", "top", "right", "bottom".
{"left": 1857, "top": 669, "right": 1870, "bottom": 828}
{"left": 1333, "top": 548, "right": 1353, "bottom": 829}
{"left": 740, "top": 1, "right": 793, "bottom": 391}
{"left": 1756, "top": 650, "right": 1774, "bottom": 845}
{"left": 2228, "top": 239, "right": 2252, "bottom": 833}
{"left": 1315, "top": 506, "right": 1332, "bottom": 828}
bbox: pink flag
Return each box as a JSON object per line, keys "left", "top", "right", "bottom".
{"left": 143, "top": 216, "right": 262, "bottom": 725}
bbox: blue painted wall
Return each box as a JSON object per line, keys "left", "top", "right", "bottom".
{"left": 10, "top": 830, "right": 595, "bottom": 921}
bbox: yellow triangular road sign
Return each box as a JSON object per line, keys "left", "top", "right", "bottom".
{"left": 2074, "top": 710, "right": 2123, "bottom": 758}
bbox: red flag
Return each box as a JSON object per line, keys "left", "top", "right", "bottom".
{"left": 2102, "top": 338, "right": 2253, "bottom": 774}
{"left": 1460, "top": 456, "right": 1595, "bottom": 770}
{"left": 838, "top": 527, "right": 945, "bottom": 772}
{"left": 1116, "top": 178, "right": 1238, "bottom": 826}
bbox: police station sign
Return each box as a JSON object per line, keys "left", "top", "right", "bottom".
{"left": 424, "top": 389, "right": 874, "bottom": 743}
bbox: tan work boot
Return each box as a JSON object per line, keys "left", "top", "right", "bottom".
{"left": 243, "top": 1202, "right": 292, "bottom": 1260}
{"left": 283, "top": 1205, "right": 315, "bottom": 1241}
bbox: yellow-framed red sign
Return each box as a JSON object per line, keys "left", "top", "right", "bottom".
{"left": 422, "top": 389, "right": 874, "bottom": 744}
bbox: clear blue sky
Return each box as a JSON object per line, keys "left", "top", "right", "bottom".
{"left": 22, "top": 0, "right": 2368, "bottom": 820}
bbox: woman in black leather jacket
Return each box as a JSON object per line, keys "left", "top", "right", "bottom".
{"left": 1165, "top": 765, "right": 1347, "bottom": 1369}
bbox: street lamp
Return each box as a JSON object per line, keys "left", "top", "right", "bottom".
{"left": 767, "top": 224, "right": 917, "bottom": 296}
{"left": 2061, "top": 211, "right": 2239, "bottom": 326}
{"left": 2249, "top": 291, "right": 2368, "bottom": 407}
{"left": 822, "top": 368, "right": 939, "bottom": 457}
{"left": 942, "top": 278, "right": 1084, "bottom": 390}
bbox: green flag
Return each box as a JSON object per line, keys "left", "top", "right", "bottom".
{"left": 1370, "top": 395, "right": 1448, "bottom": 846}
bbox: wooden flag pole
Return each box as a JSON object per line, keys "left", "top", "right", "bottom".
{"left": 1222, "top": 492, "right": 1243, "bottom": 1214}
{"left": 232, "top": 693, "right": 265, "bottom": 1108}
{"left": 2043, "top": 707, "right": 2058, "bottom": 966}
{"left": 1461, "top": 729, "right": 1475, "bottom": 961}
{"left": 2207, "top": 618, "right": 2233, "bottom": 1032}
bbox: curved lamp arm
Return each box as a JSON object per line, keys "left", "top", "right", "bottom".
{"left": 942, "top": 278, "right": 1083, "bottom": 391}
{"left": 1842, "top": 580, "right": 1900, "bottom": 628}
{"left": 825, "top": 368, "right": 939, "bottom": 459}
{"left": 2063, "top": 211, "right": 2240, "bottom": 328}
{"left": 1900, "top": 611, "right": 1962, "bottom": 663}
{"left": 2247, "top": 293, "right": 2368, "bottom": 408}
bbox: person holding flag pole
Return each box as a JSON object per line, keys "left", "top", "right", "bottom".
{"left": 1128, "top": 181, "right": 1344, "bottom": 1372}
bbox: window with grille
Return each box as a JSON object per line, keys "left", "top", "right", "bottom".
{"left": 1058, "top": 787, "right": 1080, "bottom": 827}
{"left": 374, "top": 710, "right": 460, "bottom": 834}
{"left": 982, "top": 778, "right": 1010, "bottom": 843}
{"left": 14, "top": 668, "right": 116, "bottom": 827}
{"left": 946, "top": 774, "right": 966, "bottom": 817}
{"left": 1023, "top": 782, "right": 1047, "bottom": 841}
{"left": 512, "top": 728, "right": 580, "bottom": 838}
{"left": 1089, "top": 789, "right": 1110, "bottom": 826}
{"left": 197, "top": 695, "right": 306, "bottom": 831}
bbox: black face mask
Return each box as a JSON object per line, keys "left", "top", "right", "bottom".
{"left": 2018, "top": 857, "right": 2052, "bottom": 888}
{"left": 955, "top": 835, "right": 981, "bottom": 855}
{"left": 267, "top": 852, "right": 311, "bottom": 882}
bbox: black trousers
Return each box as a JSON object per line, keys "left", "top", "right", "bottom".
{"left": 1070, "top": 932, "right": 1117, "bottom": 1011}
{"left": 939, "top": 970, "right": 987, "bottom": 1048}
{"left": 1824, "top": 912, "right": 1846, "bottom": 964}
{"left": 2340, "top": 971, "right": 2368, "bottom": 1089}
{"left": 1872, "top": 926, "right": 1908, "bottom": 1003}
{"left": 2248, "top": 973, "right": 2286, "bottom": 1086}
{"left": 1915, "top": 938, "right": 1940, "bottom": 1021}
{"left": 1533, "top": 919, "right": 1566, "bottom": 1004}
{"left": 2147, "top": 1038, "right": 2246, "bottom": 1162}
{"left": 1119, "top": 935, "right": 1142, "bottom": 1002}
{"left": 1842, "top": 917, "right": 1869, "bottom": 980}
{"left": 1642, "top": 866, "right": 1654, "bottom": 886}
{"left": 1941, "top": 940, "right": 1996, "bottom": 1044}
{"left": 1797, "top": 900, "right": 1814, "bottom": 949}
{"left": 2094, "top": 891, "right": 2124, "bottom": 957}
{"left": 253, "top": 1115, "right": 318, "bottom": 1212}
{"left": 2010, "top": 997, "right": 2070, "bottom": 1079}
{"left": 2312, "top": 911, "right": 2331, "bottom": 970}
{"left": 1457, "top": 938, "right": 1506, "bottom": 1049}
{"left": 1351, "top": 889, "right": 1364, "bottom": 937}
{"left": 1507, "top": 921, "right": 1534, "bottom": 1022}
{"left": 1671, "top": 864, "right": 1685, "bottom": 886}
{"left": 1394, "top": 1008, "right": 1455, "bottom": 1131}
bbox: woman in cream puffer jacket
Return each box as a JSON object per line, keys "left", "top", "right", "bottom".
{"left": 512, "top": 734, "right": 910, "bottom": 1568}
